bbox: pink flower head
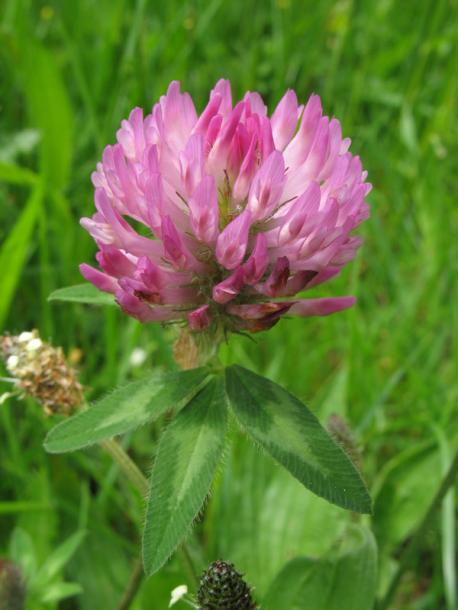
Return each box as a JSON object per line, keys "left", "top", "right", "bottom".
{"left": 81, "top": 80, "right": 371, "bottom": 333}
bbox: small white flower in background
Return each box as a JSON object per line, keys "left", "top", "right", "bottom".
{"left": 17, "top": 332, "right": 33, "bottom": 343}
{"left": 6, "top": 355, "right": 19, "bottom": 370}
{"left": 129, "top": 347, "right": 147, "bottom": 368}
{"left": 26, "top": 338, "right": 43, "bottom": 352}
{"left": 169, "top": 584, "right": 188, "bottom": 607}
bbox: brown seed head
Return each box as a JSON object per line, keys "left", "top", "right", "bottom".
{"left": 0, "top": 330, "right": 84, "bottom": 416}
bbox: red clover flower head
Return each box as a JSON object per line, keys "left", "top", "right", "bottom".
{"left": 81, "top": 80, "right": 371, "bottom": 334}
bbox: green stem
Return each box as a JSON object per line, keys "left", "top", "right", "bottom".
{"left": 102, "top": 439, "right": 148, "bottom": 496}
{"left": 179, "top": 542, "right": 199, "bottom": 588}
{"left": 377, "top": 449, "right": 458, "bottom": 610}
{"left": 116, "top": 559, "right": 144, "bottom": 610}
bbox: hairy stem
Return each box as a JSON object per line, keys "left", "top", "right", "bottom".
{"left": 179, "top": 542, "right": 199, "bottom": 587}
{"left": 102, "top": 439, "right": 148, "bottom": 495}
{"left": 377, "top": 449, "right": 458, "bottom": 610}
{"left": 116, "top": 559, "right": 144, "bottom": 610}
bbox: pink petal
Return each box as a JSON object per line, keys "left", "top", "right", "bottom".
{"left": 188, "top": 305, "right": 211, "bottom": 331}
{"left": 247, "top": 150, "right": 286, "bottom": 221}
{"left": 211, "top": 79, "right": 232, "bottom": 115}
{"left": 80, "top": 215, "right": 115, "bottom": 246}
{"left": 258, "top": 115, "right": 276, "bottom": 161}
{"left": 207, "top": 101, "right": 244, "bottom": 179}
{"left": 115, "top": 287, "right": 180, "bottom": 323}
{"left": 274, "top": 182, "right": 321, "bottom": 246}
{"left": 116, "top": 107, "right": 145, "bottom": 160}
{"left": 93, "top": 188, "right": 162, "bottom": 258}
{"left": 96, "top": 246, "right": 136, "bottom": 277}
{"left": 192, "top": 93, "right": 222, "bottom": 136}
{"left": 242, "top": 233, "right": 269, "bottom": 284}
{"left": 305, "top": 266, "right": 341, "bottom": 289}
{"left": 289, "top": 296, "right": 356, "bottom": 317}
{"left": 161, "top": 216, "right": 189, "bottom": 270}
{"left": 212, "top": 268, "right": 245, "bottom": 304}
{"left": 215, "top": 210, "right": 252, "bottom": 270}
{"left": 303, "top": 117, "right": 330, "bottom": 179}
{"left": 188, "top": 175, "right": 219, "bottom": 244}
{"left": 144, "top": 145, "right": 164, "bottom": 234}
{"left": 227, "top": 123, "right": 251, "bottom": 178}
{"left": 330, "top": 236, "right": 363, "bottom": 265}
{"left": 317, "top": 118, "right": 342, "bottom": 182}
{"left": 274, "top": 266, "right": 341, "bottom": 297}
{"left": 271, "top": 89, "right": 299, "bottom": 151}
{"left": 243, "top": 91, "right": 267, "bottom": 116}
{"left": 274, "top": 270, "right": 316, "bottom": 296}
{"left": 145, "top": 173, "right": 165, "bottom": 236}
{"left": 227, "top": 302, "right": 294, "bottom": 332}
{"left": 135, "top": 256, "right": 163, "bottom": 292}
{"left": 205, "top": 115, "right": 223, "bottom": 154}
{"left": 257, "top": 256, "right": 290, "bottom": 297}
{"left": 283, "top": 94, "right": 322, "bottom": 169}
{"left": 160, "top": 81, "right": 197, "bottom": 150}
{"left": 80, "top": 263, "right": 118, "bottom": 293}
{"left": 130, "top": 258, "right": 197, "bottom": 305}
{"left": 232, "top": 135, "right": 257, "bottom": 202}
{"left": 179, "top": 134, "right": 205, "bottom": 196}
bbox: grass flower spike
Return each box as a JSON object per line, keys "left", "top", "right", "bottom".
{"left": 81, "top": 80, "right": 371, "bottom": 333}
{"left": 0, "top": 559, "right": 26, "bottom": 610}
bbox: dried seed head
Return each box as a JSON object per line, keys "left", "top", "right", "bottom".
{"left": 0, "top": 559, "right": 26, "bottom": 610}
{"left": 197, "top": 560, "right": 258, "bottom": 610}
{"left": 0, "top": 330, "right": 84, "bottom": 416}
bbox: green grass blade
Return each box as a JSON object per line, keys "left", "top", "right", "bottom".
{"left": 41, "top": 582, "right": 83, "bottom": 604}
{"left": 0, "top": 182, "right": 42, "bottom": 329}
{"left": 0, "top": 160, "right": 39, "bottom": 186}
{"left": 19, "top": 39, "right": 73, "bottom": 190}
{"left": 435, "top": 428, "right": 457, "bottom": 610}
{"left": 0, "top": 501, "right": 51, "bottom": 515}
{"left": 225, "top": 365, "right": 371, "bottom": 514}
{"left": 143, "top": 376, "right": 228, "bottom": 576}
{"left": 34, "top": 531, "right": 86, "bottom": 585}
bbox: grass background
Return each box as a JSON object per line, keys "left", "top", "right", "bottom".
{"left": 0, "top": 0, "right": 457, "bottom": 608}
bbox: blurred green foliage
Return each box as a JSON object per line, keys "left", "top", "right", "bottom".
{"left": 0, "top": 0, "right": 457, "bottom": 608}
